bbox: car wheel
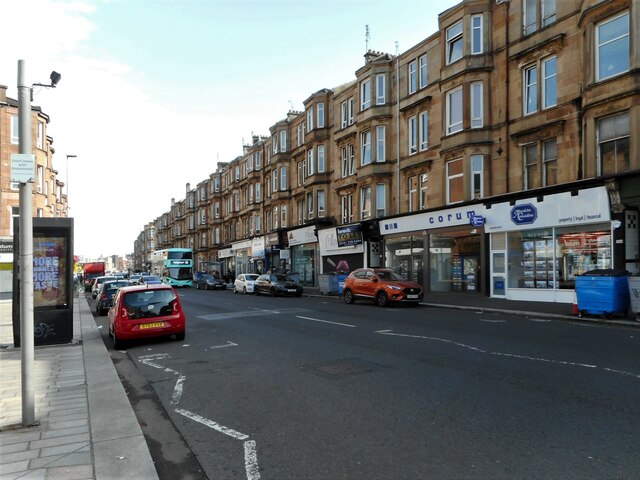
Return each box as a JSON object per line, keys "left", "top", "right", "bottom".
{"left": 175, "top": 331, "right": 185, "bottom": 341}
{"left": 243, "top": 287, "right": 247, "bottom": 294}
{"left": 343, "top": 289, "right": 354, "bottom": 304}
{"left": 270, "top": 287, "right": 277, "bottom": 297}
{"left": 376, "top": 291, "right": 388, "bottom": 307}
{"left": 196, "top": 282, "right": 200, "bottom": 290}
{"left": 233, "top": 286, "right": 238, "bottom": 294}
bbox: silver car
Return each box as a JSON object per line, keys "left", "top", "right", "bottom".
{"left": 233, "top": 274, "right": 259, "bottom": 294}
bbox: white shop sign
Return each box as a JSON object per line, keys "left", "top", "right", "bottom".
{"left": 287, "top": 225, "right": 317, "bottom": 246}
{"left": 318, "top": 227, "right": 365, "bottom": 255}
{"left": 484, "top": 187, "right": 610, "bottom": 232}
{"left": 380, "top": 204, "right": 483, "bottom": 235}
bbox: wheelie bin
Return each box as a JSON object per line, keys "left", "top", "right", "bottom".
{"left": 575, "top": 269, "right": 629, "bottom": 318}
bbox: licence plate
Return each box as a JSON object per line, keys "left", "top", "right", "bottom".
{"left": 139, "top": 322, "right": 165, "bottom": 330}
{"left": 407, "top": 295, "right": 419, "bottom": 299}
{"left": 288, "top": 289, "right": 296, "bottom": 293}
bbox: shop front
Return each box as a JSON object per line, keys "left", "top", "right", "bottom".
{"left": 318, "top": 225, "right": 365, "bottom": 275}
{"left": 379, "top": 204, "right": 485, "bottom": 293}
{"left": 484, "top": 186, "right": 612, "bottom": 303}
{"left": 250, "top": 236, "right": 266, "bottom": 275}
{"left": 265, "top": 231, "right": 286, "bottom": 273}
{"left": 287, "top": 225, "right": 318, "bottom": 286}
{"left": 232, "top": 239, "right": 252, "bottom": 276}
{"left": 217, "top": 247, "right": 235, "bottom": 283}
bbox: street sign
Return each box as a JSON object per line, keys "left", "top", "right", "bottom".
{"left": 469, "top": 214, "right": 485, "bottom": 227}
{"left": 11, "top": 153, "right": 35, "bottom": 183}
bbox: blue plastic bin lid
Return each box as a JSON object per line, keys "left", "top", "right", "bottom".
{"left": 579, "top": 268, "right": 629, "bottom": 277}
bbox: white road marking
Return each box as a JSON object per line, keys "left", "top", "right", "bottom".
{"left": 175, "top": 408, "right": 249, "bottom": 440}
{"left": 479, "top": 319, "right": 508, "bottom": 323}
{"left": 209, "top": 341, "right": 238, "bottom": 349}
{"left": 244, "top": 440, "right": 261, "bottom": 480}
{"left": 528, "top": 318, "right": 552, "bottom": 323}
{"left": 198, "top": 308, "right": 307, "bottom": 321}
{"left": 170, "top": 375, "right": 186, "bottom": 405}
{"left": 295, "top": 315, "right": 356, "bottom": 328}
{"left": 375, "top": 329, "right": 639, "bottom": 380}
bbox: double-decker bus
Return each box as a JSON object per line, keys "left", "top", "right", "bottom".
{"left": 151, "top": 248, "right": 193, "bottom": 287}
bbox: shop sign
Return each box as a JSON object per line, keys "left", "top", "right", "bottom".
{"left": 336, "top": 225, "right": 363, "bottom": 247}
{"left": 469, "top": 214, "right": 485, "bottom": 227}
{"left": 252, "top": 236, "right": 265, "bottom": 257}
{"left": 287, "top": 225, "right": 317, "bottom": 246}
{"left": 0, "top": 241, "right": 13, "bottom": 254}
{"left": 380, "top": 205, "right": 483, "bottom": 235}
{"left": 218, "top": 248, "right": 234, "bottom": 258}
{"left": 511, "top": 204, "right": 537, "bottom": 225}
{"left": 265, "top": 232, "right": 280, "bottom": 246}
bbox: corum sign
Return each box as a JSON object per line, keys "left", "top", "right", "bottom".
{"left": 511, "top": 204, "right": 538, "bottom": 225}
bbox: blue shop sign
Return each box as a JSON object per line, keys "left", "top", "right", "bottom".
{"left": 469, "top": 214, "right": 485, "bottom": 227}
{"left": 511, "top": 204, "right": 538, "bottom": 225}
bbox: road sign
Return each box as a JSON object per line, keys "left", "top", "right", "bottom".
{"left": 11, "top": 153, "right": 35, "bottom": 183}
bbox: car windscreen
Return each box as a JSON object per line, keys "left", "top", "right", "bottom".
{"left": 376, "top": 271, "right": 405, "bottom": 282}
{"left": 272, "top": 274, "right": 289, "bottom": 283}
{"left": 245, "top": 275, "right": 259, "bottom": 281}
{"left": 105, "top": 281, "right": 130, "bottom": 292}
{"left": 122, "top": 289, "right": 177, "bottom": 319}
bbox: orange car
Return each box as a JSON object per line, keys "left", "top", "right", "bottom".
{"left": 343, "top": 268, "right": 423, "bottom": 307}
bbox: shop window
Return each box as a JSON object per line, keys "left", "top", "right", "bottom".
{"left": 506, "top": 224, "right": 611, "bottom": 290}
{"left": 385, "top": 235, "right": 425, "bottom": 284}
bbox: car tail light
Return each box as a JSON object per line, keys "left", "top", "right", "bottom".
{"left": 172, "top": 300, "right": 179, "bottom": 314}
{"left": 121, "top": 306, "right": 130, "bottom": 319}
{"left": 100, "top": 294, "right": 107, "bottom": 301}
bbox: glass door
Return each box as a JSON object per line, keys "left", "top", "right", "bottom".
{"left": 491, "top": 233, "right": 506, "bottom": 297}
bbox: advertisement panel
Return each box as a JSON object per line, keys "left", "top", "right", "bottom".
{"left": 33, "top": 236, "right": 68, "bottom": 308}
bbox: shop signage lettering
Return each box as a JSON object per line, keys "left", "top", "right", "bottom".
{"left": 336, "top": 225, "right": 363, "bottom": 248}
{"left": 469, "top": 214, "right": 485, "bottom": 227}
{"left": 511, "top": 204, "right": 538, "bottom": 225}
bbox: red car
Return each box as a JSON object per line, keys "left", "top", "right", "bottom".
{"left": 343, "top": 268, "right": 423, "bottom": 307}
{"left": 108, "top": 284, "right": 186, "bottom": 348}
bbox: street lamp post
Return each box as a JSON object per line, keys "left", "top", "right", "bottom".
{"left": 17, "top": 60, "right": 61, "bottom": 427}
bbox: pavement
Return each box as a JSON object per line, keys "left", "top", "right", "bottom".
{"left": 1, "top": 287, "right": 638, "bottom": 480}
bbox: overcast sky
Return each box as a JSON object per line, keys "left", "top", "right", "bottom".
{"left": 2, "top": 0, "right": 458, "bottom": 260}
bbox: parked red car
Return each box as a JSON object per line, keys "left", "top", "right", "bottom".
{"left": 343, "top": 268, "right": 423, "bottom": 307}
{"left": 108, "top": 284, "right": 186, "bottom": 348}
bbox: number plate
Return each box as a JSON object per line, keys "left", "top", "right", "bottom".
{"left": 407, "top": 294, "right": 419, "bottom": 299}
{"left": 139, "top": 322, "right": 165, "bottom": 330}
{"left": 287, "top": 289, "right": 296, "bottom": 293}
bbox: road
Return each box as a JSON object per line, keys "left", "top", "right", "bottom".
{"left": 92, "top": 288, "right": 640, "bottom": 480}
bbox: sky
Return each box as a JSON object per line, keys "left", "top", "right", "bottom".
{"left": 2, "top": 0, "right": 459, "bottom": 260}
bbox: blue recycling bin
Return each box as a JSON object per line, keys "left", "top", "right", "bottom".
{"left": 337, "top": 274, "right": 348, "bottom": 296}
{"left": 575, "top": 269, "right": 629, "bottom": 317}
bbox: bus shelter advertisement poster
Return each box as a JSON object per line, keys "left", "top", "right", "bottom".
{"left": 33, "top": 236, "right": 67, "bottom": 308}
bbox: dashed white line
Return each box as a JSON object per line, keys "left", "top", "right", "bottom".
{"left": 244, "top": 440, "right": 261, "bottom": 480}
{"left": 210, "top": 341, "right": 238, "bottom": 349}
{"left": 375, "top": 329, "right": 639, "bottom": 380}
{"left": 295, "top": 315, "right": 356, "bottom": 328}
{"left": 170, "top": 375, "right": 186, "bottom": 405}
{"left": 175, "top": 408, "right": 249, "bottom": 440}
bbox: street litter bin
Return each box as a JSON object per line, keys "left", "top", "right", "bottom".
{"left": 628, "top": 275, "right": 640, "bottom": 320}
{"left": 318, "top": 274, "right": 339, "bottom": 295}
{"left": 575, "top": 269, "right": 629, "bottom": 318}
{"left": 337, "top": 274, "right": 348, "bottom": 296}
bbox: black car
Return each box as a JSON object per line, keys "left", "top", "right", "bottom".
{"left": 95, "top": 279, "right": 131, "bottom": 315}
{"left": 254, "top": 274, "right": 303, "bottom": 297}
{"left": 194, "top": 274, "right": 226, "bottom": 290}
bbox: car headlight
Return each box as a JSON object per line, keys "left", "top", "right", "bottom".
{"left": 388, "top": 285, "right": 402, "bottom": 290}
